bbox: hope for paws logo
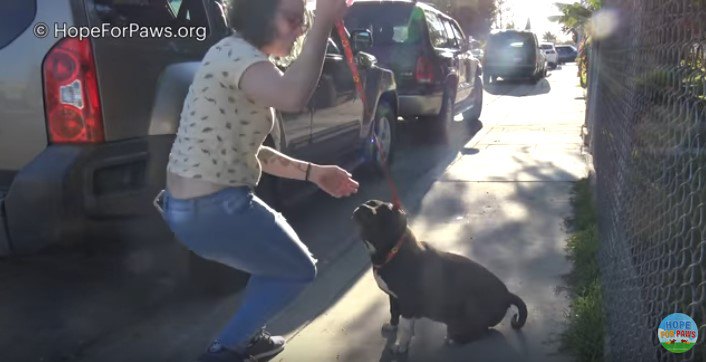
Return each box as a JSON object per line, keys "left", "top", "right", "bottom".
{"left": 658, "top": 313, "right": 698, "bottom": 354}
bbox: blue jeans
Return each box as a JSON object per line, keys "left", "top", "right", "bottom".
{"left": 160, "top": 187, "right": 317, "bottom": 351}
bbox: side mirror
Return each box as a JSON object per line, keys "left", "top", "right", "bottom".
{"left": 351, "top": 29, "right": 373, "bottom": 53}
{"left": 355, "top": 51, "right": 377, "bottom": 69}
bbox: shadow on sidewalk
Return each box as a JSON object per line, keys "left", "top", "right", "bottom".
{"left": 485, "top": 79, "right": 552, "bottom": 97}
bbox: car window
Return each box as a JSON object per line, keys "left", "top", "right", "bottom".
{"left": 451, "top": 23, "right": 465, "bottom": 44}
{"left": 93, "top": 0, "right": 210, "bottom": 33}
{"left": 344, "top": 3, "right": 424, "bottom": 46}
{"left": 488, "top": 32, "right": 534, "bottom": 50}
{"left": 326, "top": 38, "right": 341, "bottom": 55}
{"left": 0, "top": 0, "right": 37, "bottom": 50}
{"left": 425, "top": 11, "right": 447, "bottom": 48}
{"left": 441, "top": 19, "right": 459, "bottom": 48}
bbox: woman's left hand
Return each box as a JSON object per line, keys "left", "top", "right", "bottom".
{"left": 310, "top": 164, "right": 359, "bottom": 198}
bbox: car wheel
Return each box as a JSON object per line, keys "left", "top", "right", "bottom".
{"left": 366, "top": 99, "right": 396, "bottom": 175}
{"left": 529, "top": 71, "right": 539, "bottom": 84}
{"left": 434, "top": 87, "right": 456, "bottom": 141}
{"left": 418, "top": 82, "right": 456, "bottom": 143}
{"left": 463, "top": 76, "right": 483, "bottom": 122}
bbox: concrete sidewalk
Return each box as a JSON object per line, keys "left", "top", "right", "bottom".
{"left": 268, "top": 68, "right": 589, "bottom": 362}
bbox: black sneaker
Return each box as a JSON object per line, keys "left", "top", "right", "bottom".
{"left": 197, "top": 343, "right": 256, "bottom": 362}
{"left": 245, "top": 329, "right": 285, "bottom": 360}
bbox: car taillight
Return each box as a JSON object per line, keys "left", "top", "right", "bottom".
{"left": 43, "top": 37, "right": 104, "bottom": 143}
{"left": 415, "top": 56, "right": 434, "bottom": 84}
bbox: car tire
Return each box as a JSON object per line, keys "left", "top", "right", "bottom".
{"left": 530, "top": 71, "right": 540, "bottom": 84}
{"left": 463, "top": 76, "right": 483, "bottom": 122}
{"left": 365, "top": 99, "right": 396, "bottom": 175}
{"left": 431, "top": 86, "right": 456, "bottom": 142}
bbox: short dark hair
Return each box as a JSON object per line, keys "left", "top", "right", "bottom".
{"left": 227, "top": 0, "right": 282, "bottom": 48}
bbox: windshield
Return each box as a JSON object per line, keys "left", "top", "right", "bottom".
{"left": 344, "top": 4, "right": 424, "bottom": 45}
{"left": 487, "top": 32, "right": 535, "bottom": 50}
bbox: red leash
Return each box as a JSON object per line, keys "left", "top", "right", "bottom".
{"left": 334, "top": 19, "right": 367, "bottom": 108}
{"left": 335, "top": 17, "right": 402, "bottom": 209}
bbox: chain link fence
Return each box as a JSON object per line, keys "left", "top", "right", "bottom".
{"left": 584, "top": 0, "right": 705, "bottom": 360}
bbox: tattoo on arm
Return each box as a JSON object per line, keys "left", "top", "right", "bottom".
{"left": 258, "top": 146, "right": 310, "bottom": 180}
{"left": 277, "top": 157, "right": 292, "bottom": 168}
{"left": 257, "top": 146, "right": 277, "bottom": 164}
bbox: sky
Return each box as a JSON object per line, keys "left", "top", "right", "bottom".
{"left": 501, "top": 0, "right": 576, "bottom": 42}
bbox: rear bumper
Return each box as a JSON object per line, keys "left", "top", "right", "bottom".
{"left": 397, "top": 93, "right": 443, "bottom": 117}
{"left": 1, "top": 135, "right": 174, "bottom": 256}
{"left": 484, "top": 65, "right": 536, "bottom": 78}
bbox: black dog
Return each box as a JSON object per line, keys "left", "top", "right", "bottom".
{"left": 353, "top": 200, "right": 527, "bottom": 354}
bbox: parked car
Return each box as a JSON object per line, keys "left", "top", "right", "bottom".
{"left": 0, "top": 0, "right": 397, "bottom": 259}
{"left": 257, "top": 25, "right": 399, "bottom": 212}
{"left": 482, "top": 29, "right": 548, "bottom": 84}
{"left": 344, "top": 0, "right": 484, "bottom": 139}
{"left": 555, "top": 45, "right": 578, "bottom": 64}
{"left": 539, "top": 42, "right": 559, "bottom": 69}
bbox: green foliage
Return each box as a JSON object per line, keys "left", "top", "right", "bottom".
{"left": 560, "top": 179, "right": 606, "bottom": 362}
{"left": 424, "top": 0, "right": 498, "bottom": 39}
{"left": 543, "top": 31, "right": 558, "bottom": 42}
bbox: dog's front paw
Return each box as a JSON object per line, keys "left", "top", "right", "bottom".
{"left": 390, "top": 342, "right": 409, "bottom": 354}
{"left": 382, "top": 323, "right": 398, "bottom": 333}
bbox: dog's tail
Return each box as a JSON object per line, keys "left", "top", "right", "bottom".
{"left": 509, "top": 293, "right": 527, "bottom": 329}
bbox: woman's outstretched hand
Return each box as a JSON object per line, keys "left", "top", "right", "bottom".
{"left": 310, "top": 164, "right": 359, "bottom": 198}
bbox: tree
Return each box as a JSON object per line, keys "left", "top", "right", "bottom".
{"left": 548, "top": 1, "right": 603, "bottom": 39}
{"left": 506, "top": 21, "right": 516, "bottom": 30}
{"left": 425, "top": 0, "right": 498, "bottom": 39}
{"left": 549, "top": 1, "right": 605, "bottom": 89}
{"left": 543, "top": 31, "right": 557, "bottom": 43}
{"left": 524, "top": 18, "right": 531, "bottom": 30}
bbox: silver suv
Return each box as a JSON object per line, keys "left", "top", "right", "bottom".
{"left": 0, "top": 0, "right": 231, "bottom": 255}
{"left": 0, "top": 0, "right": 399, "bottom": 260}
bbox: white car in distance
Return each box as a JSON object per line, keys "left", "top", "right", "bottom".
{"left": 540, "top": 42, "right": 559, "bottom": 69}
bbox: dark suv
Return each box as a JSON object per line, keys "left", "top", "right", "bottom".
{"left": 555, "top": 45, "right": 578, "bottom": 64}
{"left": 344, "top": 0, "right": 483, "bottom": 139}
{"left": 0, "top": 0, "right": 396, "bottom": 257}
{"left": 482, "top": 29, "right": 548, "bottom": 84}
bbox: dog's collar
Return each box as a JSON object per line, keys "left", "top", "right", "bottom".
{"left": 373, "top": 234, "right": 407, "bottom": 270}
